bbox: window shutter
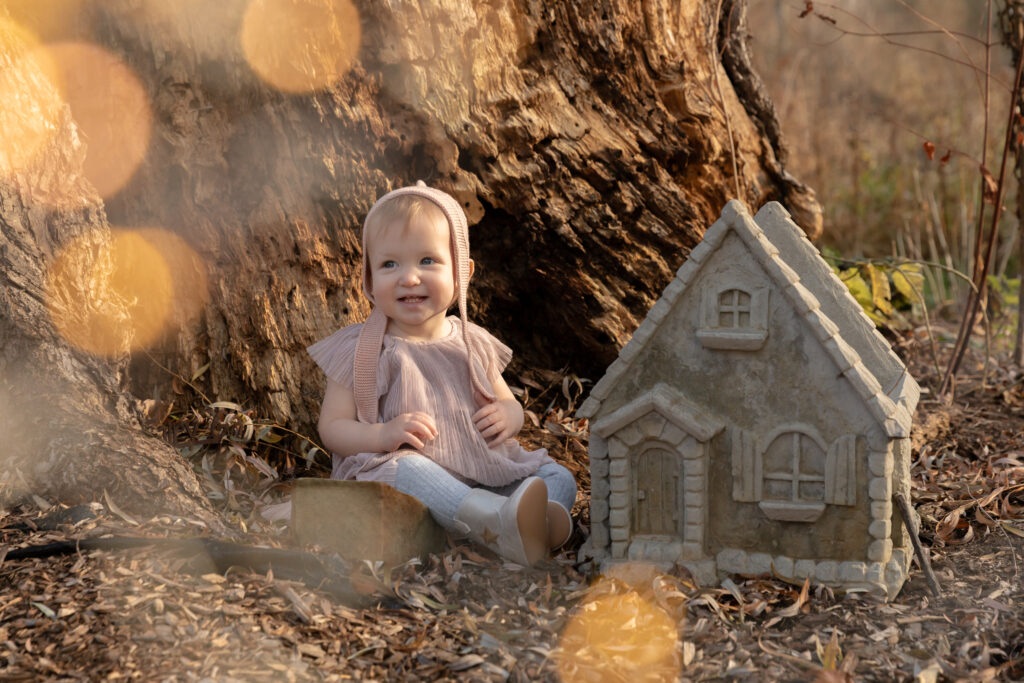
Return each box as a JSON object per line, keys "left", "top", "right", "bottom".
{"left": 731, "top": 428, "right": 760, "bottom": 501}
{"left": 825, "top": 435, "right": 858, "bottom": 506}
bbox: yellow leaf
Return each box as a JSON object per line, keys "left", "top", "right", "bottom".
{"left": 256, "top": 425, "right": 283, "bottom": 443}
{"left": 191, "top": 362, "right": 210, "bottom": 381}
{"left": 839, "top": 268, "right": 873, "bottom": 311}
{"left": 1001, "top": 522, "right": 1024, "bottom": 538}
{"left": 820, "top": 630, "right": 843, "bottom": 670}
{"left": 103, "top": 489, "right": 139, "bottom": 526}
{"left": 866, "top": 264, "right": 894, "bottom": 316}
{"left": 891, "top": 265, "right": 924, "bottom": 304}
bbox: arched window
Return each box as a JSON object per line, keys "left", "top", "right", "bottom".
{"left": 717, "top": 289, "right": 752, "bottom": 329}
{"left": 731, "top": 427, "right": 860, "bottom": 522}
{"left": 698, "top": 284, "right": 769, "bottom": 350}
{"left": 763, "top": 431, "right": 826, "bottom": 504}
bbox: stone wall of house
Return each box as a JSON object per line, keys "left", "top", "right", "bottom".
{"left": 705, "top": 430, "right": 874, "bottom": 561}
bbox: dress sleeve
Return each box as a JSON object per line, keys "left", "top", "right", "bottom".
{"left": 307, "top": 323, "right": 362, "bottom": 387}
{"left": 464, "top": 321, "right": 514, "bottom": 375}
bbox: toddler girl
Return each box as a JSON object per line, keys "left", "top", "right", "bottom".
{"left": 307, "top": 181, "right": 576, "bottom": 566}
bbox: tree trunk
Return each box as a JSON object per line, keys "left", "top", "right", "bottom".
{"left": 1, "top": 0, "right": 818, "bottom": 513}
{"left": 0, "top": 20, "right": 214, "bottom": 519}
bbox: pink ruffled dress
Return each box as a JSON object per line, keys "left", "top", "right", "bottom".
{"left": 307, "top": 317, "right": 552, "bottom": 486}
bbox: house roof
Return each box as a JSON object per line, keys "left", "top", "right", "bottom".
{"left": 577, "top": 200, "right": 919, "bottom": 438}
{"left": 590, "top": 382, "right": 724, "bottom": 443}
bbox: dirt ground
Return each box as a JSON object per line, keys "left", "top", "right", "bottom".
{"left": 1, "top": 332, "right": 1022, "bottom": 681}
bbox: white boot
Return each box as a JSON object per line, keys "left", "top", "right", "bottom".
{"left": 547, "top": 500, "right": 572, "bottom": 550}
{"left": 453, "top": 477, "right": 548, "bottom": 567}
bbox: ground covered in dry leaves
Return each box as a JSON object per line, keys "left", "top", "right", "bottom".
{"left": 2, "top": 333, "right": 1023, "bottom": 681}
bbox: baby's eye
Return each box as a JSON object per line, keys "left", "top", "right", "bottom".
{"left": 381, "top": 260, "right": 397, "bottom": 269}
{"left": 420, "top": 257, "right": 436, "bottom": 265}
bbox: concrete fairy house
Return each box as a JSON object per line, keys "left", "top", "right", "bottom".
{"left": 578, "top": 201, "right": 920, "bottom": 598}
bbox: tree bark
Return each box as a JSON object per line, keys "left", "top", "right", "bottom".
{"left": 1, "top": 0, "right": 818, "bottom": 512}
{"left": 0, "top": 23, "right": 214, "bottom": 519}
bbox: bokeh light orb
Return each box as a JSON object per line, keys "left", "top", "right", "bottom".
{"left": 47, "top": 230, "right": 176, "bottom": 356}
{"left": 0, "top": 17, "right": 63, "bottom": 175}
{"left": 134, "top": 227, "right": 209, "bottom": 329}
{"left": 0, "top": 0, "right": 86, "bottom": 41}
{"left": 240, "top": 0, "right": 361, "bottom": 93}
{"left": 556, "top": 590, "right": 681, "bottom": 682}
{"left": 40, "top": 42, "right": 152, "bottom": 199}
{"left": 124, "top": 1, "right": 245, "bottom": 66}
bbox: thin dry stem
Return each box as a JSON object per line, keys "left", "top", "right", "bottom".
{"left": 809, "top": 2, "right": 1011, "bottom": 94}
{"left": 1017, "top": 228, "right": 1024, "bottom": 365}
{"left": 941, "top": 29, "right": 1024, "bottom": 396}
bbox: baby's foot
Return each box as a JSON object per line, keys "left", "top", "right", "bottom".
{"left": 547, "top": 501, "right": 572, "bottom": 550}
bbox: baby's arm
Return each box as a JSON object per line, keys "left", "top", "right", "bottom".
{"left": 318, "top": 379, "right": 437, "bottom": 456}
{"left": 472, "top": 371, "right": 525, "bottom": 448}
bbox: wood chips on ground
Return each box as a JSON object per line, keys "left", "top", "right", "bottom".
{"left": 1, "top": 332, "right": 1023, "bottom": 681}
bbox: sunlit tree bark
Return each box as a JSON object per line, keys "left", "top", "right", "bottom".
{"left": 0, "top": 0, "right": 818, "bottom": 513}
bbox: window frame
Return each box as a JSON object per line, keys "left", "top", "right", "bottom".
{"left": 758, "top": 428, "right": 828, "bottom": 522}
{"left": 697, "top": 284, "right": 769, "bottom": 350}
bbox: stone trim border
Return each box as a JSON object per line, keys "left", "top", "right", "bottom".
{"left": 715, "top": 547, "right": 911, "bottom": 599}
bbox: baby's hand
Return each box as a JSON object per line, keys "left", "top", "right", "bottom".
{"left": 473, "top": 400, "right": 519, "bottom": 448}
{"left": 380, "top": 412, "right": 437, "bottom": 452}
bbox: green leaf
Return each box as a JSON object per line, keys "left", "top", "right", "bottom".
{"left": 821, "top": 246, "right": 843, "bottom": 268}
{"left": 988, "top": 276, "right": 1020, "bottom": 307}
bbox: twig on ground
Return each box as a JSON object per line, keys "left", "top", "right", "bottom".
{"left": 893, "top": 492, "right": 942, "bottom": 598}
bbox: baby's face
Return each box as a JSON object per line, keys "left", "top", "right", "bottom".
{"left": 367, "top": 214, "right": 456, "bottom": 340}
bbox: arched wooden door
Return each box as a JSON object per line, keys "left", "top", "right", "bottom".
{"left": 632, "top": 446, "right": 680, "bottom": 535}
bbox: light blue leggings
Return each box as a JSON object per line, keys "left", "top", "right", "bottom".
{"left": 393, "top": 455, "right": 577, "bottom": 530}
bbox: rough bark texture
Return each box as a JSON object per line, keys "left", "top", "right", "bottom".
{"left": 0, "top": 24, "right": 215, "bottom": 518}
{"left": 1, "top": 0, "right": 818, "bottom": 509}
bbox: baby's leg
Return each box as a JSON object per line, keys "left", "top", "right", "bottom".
{"left": 534, "top": 463, "right": 577, "bottom": 512}
{"left": 394, "top": 455, "right": 547, "bottom": 565}
{"left": 393, "top": 455, "right": 470, "bottom": 529}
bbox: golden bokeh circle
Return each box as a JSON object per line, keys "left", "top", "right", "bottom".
{"left": 40, "top": 42, "right": 152, "bottom": 199}
{"left": 240, "top": 0, "right": 361, "bottom": 93}
{"left": 134, "top": 227, "right": 209, "bottom": 329}
{"left": 47, "top": 230, "right": 176, "bottom": 356}
{"left": 556, "top": 590, "right": 681, "bottom": 682}
{"left": 0, "top": 0, "right": 86, "bottom": 41}
{"left": 0, "top": 17, "right": 63, "bottom": 176}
